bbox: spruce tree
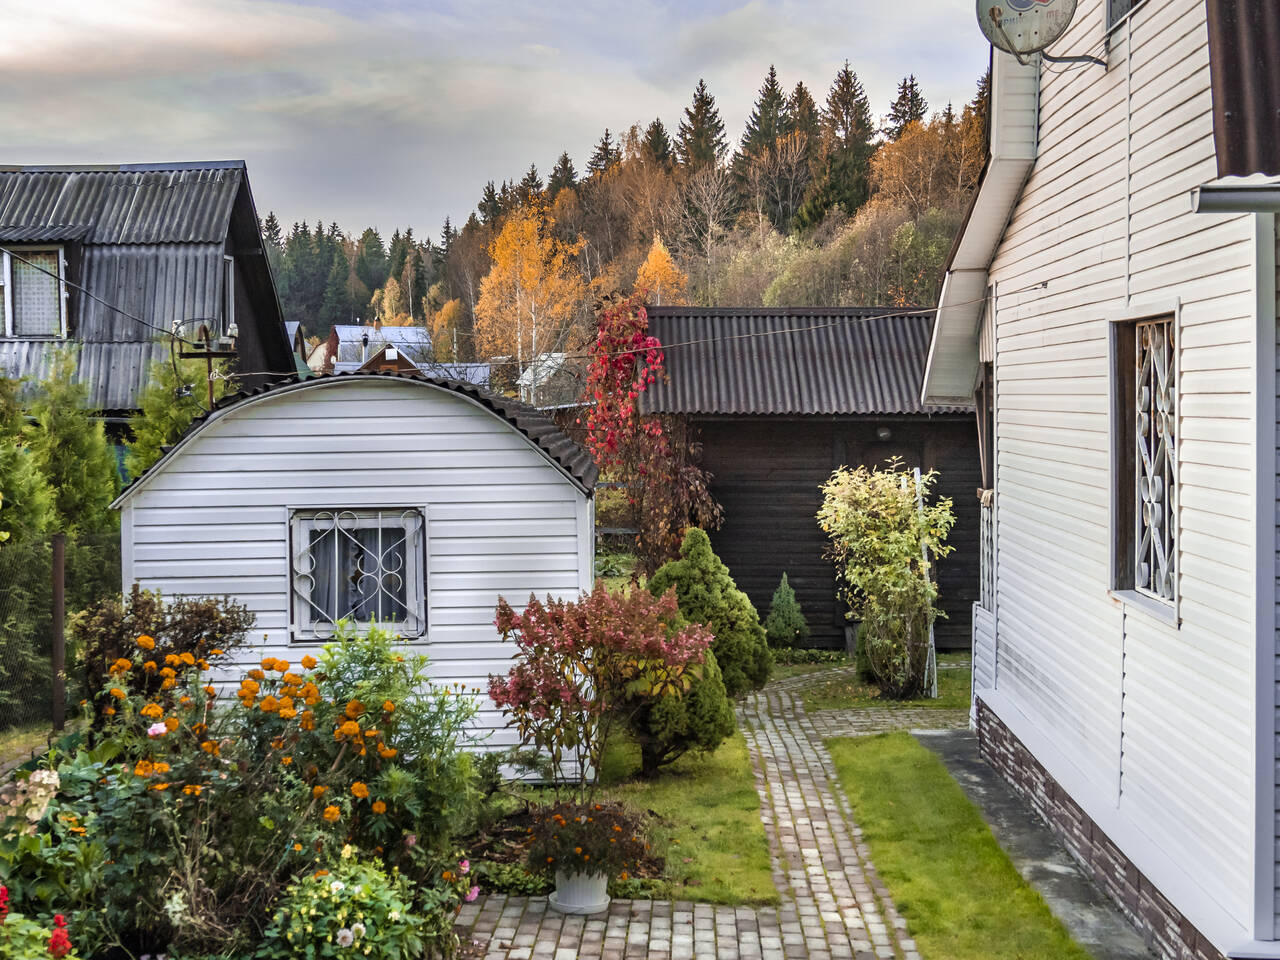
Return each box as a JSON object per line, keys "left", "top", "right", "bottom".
{"left": 641, "top": 118, "right": 674, "bottom": 168}
{"left": 764, "top": 573, "right": 810, "bottom": 648}
{"left": 387, "top": 228, "right": 408, "bottom": 281}
{"left": 885, "top": 74, "right": 928, "bottom": 140}
{"left": 260, "top": 212, "right": 284, "bottom": 277}
{"left": 676, "top": 79, "right": 728, "bottom": 170}
{"left": 794, "top": 61, "right": 876, "bottom": 229}
{"left": 587, "top": 128, "right": 621, "bottom": 176}
{"left": 547, "top": 152, "right": 578, "bottom": 196}
{"left": 647, "top": 528, "right": 773, "bottom": 697}
{"left": 517, "top": 164, "right": 544, "bottom": 204}
{"left": 318, "top": 254, "right": 352, "bottom": 335}
{"left": 478, "top": 181, "right": 502, "bottom": 225}
{"left": 125, "top": 358, "right": 231, "bottom": 480}
{"left": 354, "top": 227, "right": 388, "bottom": 295}
{"left": 738, "top": 65, "right": 788, "bottom": 161}
{"left": 785, "top": 81, "right": 820, "bottom": 143}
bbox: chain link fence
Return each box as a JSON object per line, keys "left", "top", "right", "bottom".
{"left": 0, "top": 531, "right": 120, "bottom": 771}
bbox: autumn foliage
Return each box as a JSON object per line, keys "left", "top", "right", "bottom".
{"left": 582, "top": 292, "right": 721, "bottom": 574}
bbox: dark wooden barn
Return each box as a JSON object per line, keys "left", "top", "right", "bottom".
{"left": 641, "top": 306, "right": 980, "bottom": 651}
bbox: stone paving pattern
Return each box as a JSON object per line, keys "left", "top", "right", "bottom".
{"left": 455, "top": 665, "right": 960, "bottom": 960}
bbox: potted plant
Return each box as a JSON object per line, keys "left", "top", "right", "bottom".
{"left": 488, "top": 583, "right": 714, "bottom": 914}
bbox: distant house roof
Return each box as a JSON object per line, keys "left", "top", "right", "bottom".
{"left": 640, "top": 307, "right": 969, "bottom": 417}
{"left": 418, "top": 361, "right": 490, "bottom": 387}
{"left": 0, "top": 161, "right": 291, "bottom": 412}
{"left": 113, "top": 371, "right": 597, "bottom": 503}
{"left": 330, "top": 324, "right": 431, "bottom": 373}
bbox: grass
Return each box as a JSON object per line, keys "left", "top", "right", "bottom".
{"left": 828, "top": 733, "right": 1095, "bottom": 960}
{"left": 771, "top": 662, "right": 832, "bottom": 681}
{"left": 597, "top": 731, "right": 778, "bottom": 906}
{"left": 800, "top": 653, "right": 971, "bottom": 712}
{"left": 0, "top": 721, "right": 77, "bottom": 773}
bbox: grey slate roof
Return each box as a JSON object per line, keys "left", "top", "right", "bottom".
{"left": 640, "top": 307, "right": 970, "bottom": 416}
{"left": 0, "top": 161, "right": 288, "bottom": 412}
{"left": 114, "top": 371, "right": 597, "bottom": 503}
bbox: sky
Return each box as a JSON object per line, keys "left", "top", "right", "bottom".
{"left": 0, "top": 0, "right": 990, "bottom": 238}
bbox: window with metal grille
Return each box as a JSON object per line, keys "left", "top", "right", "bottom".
{"left": 2, "top": 248, "right": 66, "bottom": 338}
{"left": 290, "top": 508, "right": 426, "bottom": 640}
{"left": 1111, "top": 315, "right": 1176, "bottom": 606}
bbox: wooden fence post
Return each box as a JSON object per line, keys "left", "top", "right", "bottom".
{"left": 51, "top": 533, "right": 65, "bottom": 732}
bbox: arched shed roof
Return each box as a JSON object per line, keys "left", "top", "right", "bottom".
{"left": 112, "top": 372, "right": 597, "bottom": 506}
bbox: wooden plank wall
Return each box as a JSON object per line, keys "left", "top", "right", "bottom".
{"left": 693, "top": 415, "right": 980, "bottom": 651}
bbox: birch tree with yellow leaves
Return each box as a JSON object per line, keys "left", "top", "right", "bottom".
{"left": 475, "top": 205, "right": 585, "bottom": 369}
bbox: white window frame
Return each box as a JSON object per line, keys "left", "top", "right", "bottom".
{"left": 288, "top": 507, "right": 427, "bottom": 642}
{"left": 222, "top": 254, "right": 235, "bottom": 337}
{"left": 1107, "top": 0, "right": 1149, "bottom": 33}
{"left": 1, "top": 246, "right": 68, "bottom": 339}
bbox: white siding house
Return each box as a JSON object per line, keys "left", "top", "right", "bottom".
{"left": 111, "top": 373, "right": 596, "bottom": 748}
{"left": 923, "top": 2, "right": 1280, "bottom": 958}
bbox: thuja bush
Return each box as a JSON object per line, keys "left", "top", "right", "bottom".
{"left": 764, "top": 573, "right": 809, "bottom": 648}
{"left": 634, "top": 647, "right": 734, "bottom": 776}
{"left": 818, "top": 458, "right": 955, "bottom": 698}
{"left": 0, "top": 624, "right": 479, "bottom": 959}
{"left": 647, "top": 528, "right": 773, "bottom": 697}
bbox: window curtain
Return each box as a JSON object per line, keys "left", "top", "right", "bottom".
{"left": 308, "top": 526, "right": 408, "bottom": 626}
{"left": 11, "top": 252, "right": 60, "bottom": 336}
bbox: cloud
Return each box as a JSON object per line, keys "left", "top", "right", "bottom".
{"left": 0, "top": 0, "right": 989, "bottom": 232}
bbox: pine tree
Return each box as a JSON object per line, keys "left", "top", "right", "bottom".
{"left": 353, "top": 228, "right": 388, "bottom": 297}
{"left": 260, "top": 212, "right": 284, "bottom": 277}
{"left": 764, "top": 573, "right": 809, "bottom": 648}
{"left": 587, "top": 128, "right": 621, "bottom": 176}
{"left": 517, "top": 164, "right": 544, "bottom": 205}
{"left": 478, "top": 181, "right": 502, "bottom": 226}
{"left": 785, "top": 81, "right": 820, "bottom": 143}
{"left": 794, "top": 61, "right": 876, "bottom": 229}
{"left": 641, "top": 118, "right": 674, "bottom": 168}
{"left": 738, "top": 65, "right": 788, "bottom": 161}
{"left": 387, "top": 228, "right": 408, "bottom": 281}
{"left": 547, "top": 152, "right": 578, "bottom": 196}
{"left": 885, "top": 74, "right": 928, "bottom": 140}
{"left": 677, "top": 79, "right": 727, "bottom": 170}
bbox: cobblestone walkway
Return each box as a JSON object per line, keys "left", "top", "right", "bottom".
{"left": 456, "top": 668, "right": 955, "bottom": 960}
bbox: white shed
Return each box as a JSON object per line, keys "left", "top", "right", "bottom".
{"left": 111, "top": 372, "right": 596, "bottom": 748}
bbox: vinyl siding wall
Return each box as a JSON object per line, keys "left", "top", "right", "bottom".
{"left": 984, "top": 0, "right": 1259, "bottom": 944}
{"left": 120, "top": 379, "right": 593, "bottom": 749}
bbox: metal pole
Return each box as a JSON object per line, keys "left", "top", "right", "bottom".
{"left": 51, "top": 533, "right": 65, "bottom": 732}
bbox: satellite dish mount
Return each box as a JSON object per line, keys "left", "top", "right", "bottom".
{"left": 977, "top": 1, "right": 1105, "bottom": 67}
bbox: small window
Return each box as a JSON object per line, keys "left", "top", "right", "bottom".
{"left": 1108, "top": 0, "right": 1147, "bottom": 31}
{"left": 1112, "top": 316, "right": 1176, "bottom": 604}
{"left": 290, "top": 508, "right": 426, "bottom": 640}
{"left": 2, "top": 248, "right": 66, "bottom": 338}
{"left": 222, "top": 255, "right": 235, "bottom": 337}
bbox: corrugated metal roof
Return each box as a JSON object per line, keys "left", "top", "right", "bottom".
{"left": 0, "top": 165, "right": 242, "bottom": 244}
{"left": 1206, "top": 0, "right": 1280, "bottom": 178}
{"left": 75, "top": 243, "right": 222, "bottom": 342}
{"left": 114, "top": 371, "right": 597, "bottom": 503}
{"left": 419, "top": 361, "right": 490, "bottom": 387}
{"left": 640, "top": 307, "right": 970, "bottom": 416}
{"left": 0, "top": 339, "right": 170, "bottom": 412}
{"left": 332, "top": 325, "right": 433, "bottom": 371}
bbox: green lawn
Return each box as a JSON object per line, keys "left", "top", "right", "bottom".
{"left": 801, "top": 653, "right": 971, "bottom": 712}
{"left": 828, "top": 733, "right": 1095, "bottom": 960}
{"left": 771, "top": 662, "right": 832, "bottom": 681}
{"left": 598, "top": 732, "right": 777, "bottom": 906}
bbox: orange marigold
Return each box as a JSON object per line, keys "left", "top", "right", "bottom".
{"left": 280, "top": 707, "right": 298, "bottom": 720}
{"left": 103, "top": 707, "right": 116, "bottom": 716}
{"left": 160, "top": 678, "right": 176, "bottom": 690}
{"left": 300, "top": 654, "right": 318, "bottom": 670}
{"left": 300, "top": 711, "right": 316, "bottom": 730}
{"left": 372, "top": 800, "right": 387, "bottom": 814}
{"left": 179, "top": 652, "right": 195, "bottom": 666}
{"left": 164, "top": 717, "right": 179, "bottom": 732}
{"left": 350, "top": 782, "right": 369, "bottom": 799}
{"left": 261, "top": 657, "right": 278, "bottom": 671}
{"left": 344, "top": 700, "right": 365, "bottom": 720}
{"left": 338, "top": 720, "right": 360, "bottom": 738}
{"left": 322, "top": 805, "right": 340, "bottom": 822}
{"left": 134, "top": 760, "right": 154, "bottom": 777}
{"left": 164, "top": 654, "right": 181, "bottom": 667}
{"left": 143, "top": 661, "right": 157, "bottom": 673}
{"left": 272, "top": 659, "right": 289, "bottom": 673}
{"left": 247, "top": 669, "right": 264, "bottom": 681}
{"left": 382, "top": 700, "right": 395, "bottom": 713}
{"left": 108, "top": 688, "right": 125, "bottom": 700}
{"left": 136, "top": 635, "right": 156, "bottom": 650}
{"left": 160, "top": 667, "right": 176, "bottom": 679}
{"left": 200, "top": 741, "right": 219, "bottom": 755}
{"left": 259, "top": 696, "right": 281, "bottom": 714}
{"left": 204, "top": 685, "right": 216, "bottom": 697}
{"left": 378, "top": 745, "right": 397, "bottom": 759}
{"left": 149, "top": 782, "right": 170, "bottom": 791}
{"left": 153, "top": 761, "right": 170, "bottom": 774}
{"left": 312, "top": 785, "right": 328, "bottom": 798}
{"left": 182, "top": 784, "right": 202, "bottom": 796}
{"left": 210, "top": 648, "right": 224, "bottom": 656}
{"left": 281, "top": 672, "right": 303, "bottom": 685}
{"left": 109, "top": 658, "right": 131, "bottom": 675}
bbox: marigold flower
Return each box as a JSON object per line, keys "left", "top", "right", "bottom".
{"left": 182, "top": 784, "right": 202, "bottom": 796}
{"left": 281, "top": 756, "right": 292, "bottom": 765}
{"left": 382, "top": 700, "right": 395, "bottom": 713}
{"left": 196, "top": 658, "right": 209, "bottom": 671}
{"left": 350, "top": 782, "right": 369, "bottom": 799}
{"left": 378, "top": 745, "right": 397, "bottom": 759}
{"left": 301, "top": 654, "right": 318, "bottom": 670}
{"left": 149, "top": 782, "right": 170, "bottom": 791}
{"left": 109, "top": 658, "right": 131, "bottom": 675}
{"left": 136, "top": 634, "right": 156, "bottom": 650}
{"left": 210, "top": 648, "right": 224, "bottom": 656}
{"left": 261, "top": 656, "right": 278, "bottom": 671}
{"left": 372, "top": 800, "right": 386, "bottom": 814}
{"left": 442, "top": 870, "right": 453, "bottom": 882}
{"left": 240, "top": 678, "right": 260, "bottom": 693}
{"left": 338, "top": 720, "right": 360, "bottom": 738}
{"left": 281, "top": 672, "right": 303, "bottom": 685}
{"left": 143, "top": 661, "right": 157, "bottom": 673}
{"left": 160, "top": 678, "right": 176, "bottom": 690}
{"left": 160, "top": 667, "right": 176, "bottom": 679}
{"left": 322, "top": 805, "right": 340, "bottom": 822}
{"left": 179, "top": 652, "right": 195, "bottom": 666}
{"left": 134, "top": 760, "right": 154, "bottom": 777}
{"left": 273, "top": 659, "right": 289, "bottom": 673}
{"left": 109, "top": 688, "right": 126, "bottom": 700}
{"left": 164, "top": 717, "right": 179, "bottom": 732}
{"left": 103, "top": 707, "right": 116, "bottom": 716}
{"left": 312, "top": 785, "right": 328, "bottom": 798}
{"left": 259, "top": 696, "right": 280, "bottom": 714}
{"left": 200, "top": 741, "right": 219, "bottom": 755}
{"left": 293, "top": 842, "right": 303, "bottom": 852}
{"left": 300, "top": 711, "right": 316, "bottom": 730}
{"left": 164, "top": 654, "right": 180, "bottom": 667}
{"left": 179, "top": 695, "right": 192, "bottom": 706}
{"left": 364, "top": 728, "right": 379, "bottom": 738}
{"left": 247, "top": 669, "right": 265, "bottom": 681}
{"left": 204, "top": 685, "right": 216, "bottom": 697}
{"left": 344, "top": 700, "right": 365, "bottom": 719}
{"left": 280, "top": 707, "right": 297, "bottom": 720}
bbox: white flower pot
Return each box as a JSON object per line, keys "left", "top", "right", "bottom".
{"left": 549, "top": 869, "right": 610, "bottom": 915}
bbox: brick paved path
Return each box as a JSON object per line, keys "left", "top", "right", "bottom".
{"left": 456, "top": 668, "right": 956, "bottom": 960}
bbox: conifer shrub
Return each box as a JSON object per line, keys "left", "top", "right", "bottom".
{"left": 763, "top": 573, "right": 809, "bottom": 648}
{"left": 647, "top": 528, "right": 773, "bottom": 697}
{"left": 630, "top": 647, "right": 735, "bottom": 777}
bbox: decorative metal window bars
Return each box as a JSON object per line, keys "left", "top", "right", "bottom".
{"left": 1134, "top": 319, "right": 1176, "bottom": 601}
{"left": 291, "top": 509, "right": 425, "bottom": 638}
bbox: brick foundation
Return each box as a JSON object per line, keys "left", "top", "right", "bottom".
{"left": 975, "top": 697, "right": 1227, "bottom": 960}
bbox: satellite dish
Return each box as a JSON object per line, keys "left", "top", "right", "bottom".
{"left": 977, "top": 0, "right": 1077, "bottom": 57}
